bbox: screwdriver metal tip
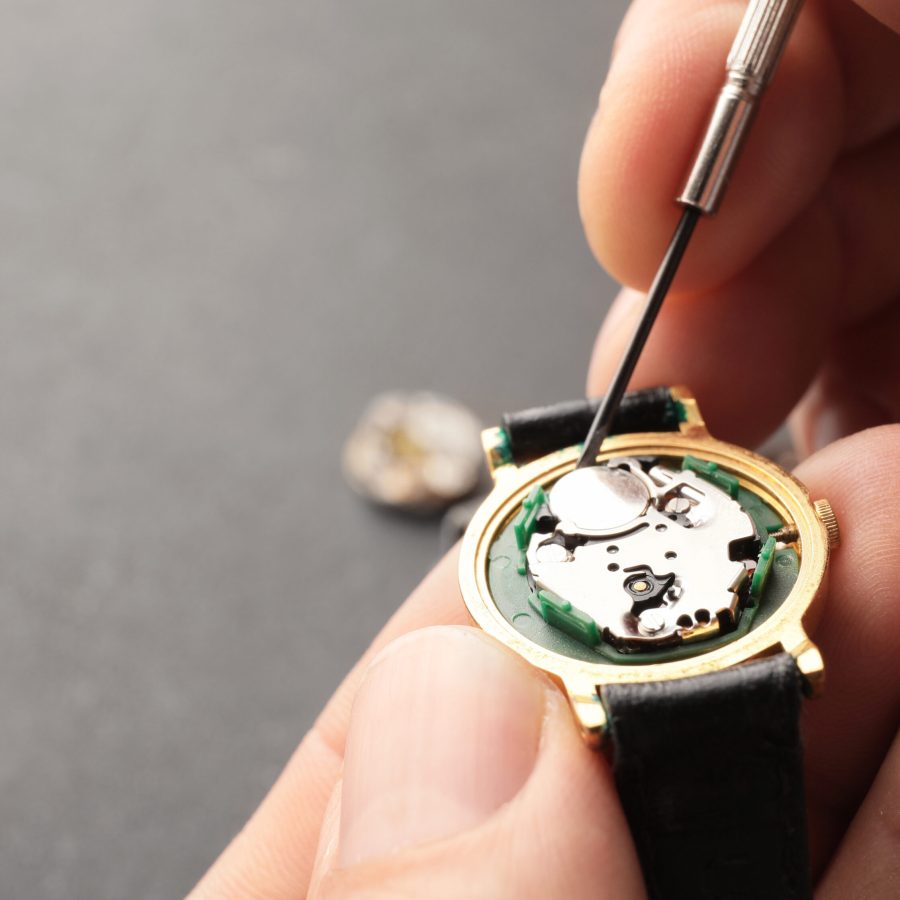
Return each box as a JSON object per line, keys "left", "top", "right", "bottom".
{"left": 576, "top": 207, "right": 700, "bottom": 468}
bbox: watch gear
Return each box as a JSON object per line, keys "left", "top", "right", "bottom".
{"left": 525, "top": 456, "right": 759, "bottom": 650}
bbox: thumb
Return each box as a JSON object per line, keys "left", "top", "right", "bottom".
{"left": 310, "top": 626, "right": 645, "bottom": 899}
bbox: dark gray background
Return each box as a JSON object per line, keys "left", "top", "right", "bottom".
{"left": 0, "top": 2, "right": 630, "bottom": 897}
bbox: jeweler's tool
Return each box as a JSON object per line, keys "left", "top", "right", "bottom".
{"left": 577, "top": 0, "right": 804, "bottom": 468}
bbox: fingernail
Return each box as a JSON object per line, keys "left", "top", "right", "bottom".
{"left": 339, "top": 627, "right": 546, "bottom": 867}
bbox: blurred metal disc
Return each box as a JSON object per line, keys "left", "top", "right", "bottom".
{"left": 342, "top": 391, "right": 484, "bottom": 513}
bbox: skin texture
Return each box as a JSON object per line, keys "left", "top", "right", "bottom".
{"left": 191, "top": 1, "right": 900, "bottom": 896}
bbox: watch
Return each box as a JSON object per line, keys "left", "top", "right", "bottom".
{"left": 458, "top": 386, "right": 840, "bottom": 900}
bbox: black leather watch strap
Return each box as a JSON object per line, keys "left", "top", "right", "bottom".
{"left": 501, "top": 386, "right": 679, "bottom": 465}
{"left": 601, "top": 653, "right": 811, "bottom": 900}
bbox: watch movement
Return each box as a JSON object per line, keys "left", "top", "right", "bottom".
{"left": 459, "top": 386, "right": 838, "bottom": 900}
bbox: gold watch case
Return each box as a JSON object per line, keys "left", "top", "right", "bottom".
{"left": 458, "top": 387, "right": 838, "bottom": 742}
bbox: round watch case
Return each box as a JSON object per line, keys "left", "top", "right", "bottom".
{"left": 458, "top": 388, "right": 837, "bottom": 739}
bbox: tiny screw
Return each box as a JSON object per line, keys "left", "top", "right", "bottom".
{"left": 639, "top": 609, "right": 666, "bottom": 634}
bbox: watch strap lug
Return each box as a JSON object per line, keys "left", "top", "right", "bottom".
{"left": 560, "top": 679, "right": 607, "bottom": 748}
{"left": 669, "top": 384, "right": 708, "bottom": 436}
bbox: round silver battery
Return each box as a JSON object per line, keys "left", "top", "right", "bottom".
{"left": 549, "top": 465, "right": 650, "bottom": 535}
{"left": 342, "top": 391, "right": 483, "bottom": 513}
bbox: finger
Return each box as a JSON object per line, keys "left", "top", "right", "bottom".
{"left": 314, "top": 627, "right": 645, "bottom": 899}
{"left": 580, "top": 0, "right": 900, "bottom": 294}
{"left": 851, "top": 0, "right": 900, "bottom": 32}
{"left": 313, "top": 547, "right": 469, "bottom": 756}
{"left": 826, "top": 129, "right": 900, "bottom": 322}
{"left": 190, "top": 549, "right": 469, "bottom": 898}
{"left": 308, "top": 781, "right": 342, "bottom": 898}
{"left": 791, "top": 302, "right": 900, "bottom": 462}
{"left": 578, "top": 0, "right": 842, "bottom": 292}
{"left": 337, "top": 627, "right": 548, "bottom": 869}
{"left": 187, "top": 724, "right": 342, "bottom": 899}
{"left": 587, "top": 201, "right": 840, "bottom": 448}
{"left": 789, "top": 367, "right": 891, "bottom": 459}
{"left": 587, "top": 127, "right": 900, "bottom": 449}
{"left": 828, "top": 0, "right": 900, "bottom": 148}
{"left": 791, "top": 426, "right": 900, "bottom": 869}
{"left": 816, "top": 728, "right": 900, "bottom": 899}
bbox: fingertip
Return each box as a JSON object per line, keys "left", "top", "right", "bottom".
{"left": 585, "top": 199, "right": 841, "bottom": 449}
{"left": 322, "top": 629, "right": 645, "bottom": 899}
{"left": 579, "top": 0, "right": 842, "bottom": 291}
{"left": 792, "top": 425, "right": 900, "bottom": 830}
{"left": 339, "top": 626, "right": 549, "bottom": 867}
{"left": 853, "top": 0, "right": 900, "bottom": 33}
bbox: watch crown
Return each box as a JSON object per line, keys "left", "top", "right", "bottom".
{"left": 813, "top": 499, "right": 840, "bottom": 549}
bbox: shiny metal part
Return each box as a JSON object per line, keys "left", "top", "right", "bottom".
{"left": 535, "top": 541, "right": 572, "bottom": 564}
{"left": 548, "top": 465, "right": 650, "bottom": 537}
{"left": 664, "top": 496, "right": 692, "bottom": 515}
{"left": 638, "top": 609, "right": 667, "bottom": 635}
{"left": 527, "top": 460, "right": 756, "bottom": 649}
{"left": 770, "top": 525, "right": 800, "bottom": 544}
{"left": 678, "top": 0, "right": 804, "bottom": 213}
{"left": 813, "top": 499, "right": 840, "bottom": 549}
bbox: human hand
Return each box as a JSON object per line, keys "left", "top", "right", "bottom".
{"left": 581, "top": 0, "right": 900, "bottom": 454}
{"left": 191, "top": 2, "right": 900, "bottom": 897}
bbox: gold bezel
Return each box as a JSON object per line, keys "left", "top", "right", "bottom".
{"left": 459, "top": 389, "right": 832, "bottom": 738}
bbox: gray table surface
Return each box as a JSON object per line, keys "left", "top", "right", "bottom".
{"left": 0, "top": 2, "right": 631, "bottom": 897}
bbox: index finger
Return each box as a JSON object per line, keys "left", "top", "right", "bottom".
{"left": 579, "top": 0, "right": 842, "bottom": 293}
{"left": 582, "top": 0, "right": 900, "bottom": 445}
{"left": 587, "top": 200, "right": 839, "bottom": 447}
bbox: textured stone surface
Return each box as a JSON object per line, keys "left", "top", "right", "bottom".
{"left": 0, "top": 2, "right": 625, "bottom": 896}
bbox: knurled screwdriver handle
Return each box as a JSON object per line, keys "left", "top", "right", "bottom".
{"left": 678, "top": 0, "right": 804, "bottom": 214}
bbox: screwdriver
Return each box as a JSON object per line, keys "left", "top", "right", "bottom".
{"left": 577, "top": 0, "right": 805, "bottom": 468}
